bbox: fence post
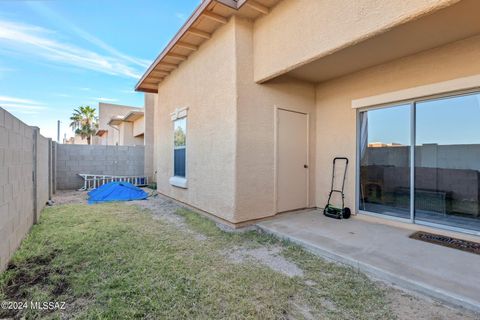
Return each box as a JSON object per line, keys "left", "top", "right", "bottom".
{"left": 52, "top": 142, "right": 57, "bottom": 195}
{"left": 47, "top": 138, "right": 52, "bottom": 200}
{"left": 32, "top": 127, "right": 39, "bottom": 224}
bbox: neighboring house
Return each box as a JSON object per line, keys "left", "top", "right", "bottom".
{"left": 64, "top": 134, "right": 99, "bottom": 145}
{"left": 96, "top": 103, "right": 145, "bottom": 146}
{"left": 135, "top": 0, "right": 480, "bottom": 234}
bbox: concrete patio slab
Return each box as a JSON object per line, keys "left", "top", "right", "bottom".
{"left": 257, "top": 211, "right": 480, "bottom": 313}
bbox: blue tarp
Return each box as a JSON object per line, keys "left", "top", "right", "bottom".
{"left": 88, "top": 182, "right": 148, "bottom": 204}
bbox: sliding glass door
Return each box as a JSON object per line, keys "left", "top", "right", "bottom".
{"left": 415, "top": 93, "right": 480, "bottom": 231}
{"left": 359, "top": 91, "right": 480, "bottom": 233}
{"left": 359, "top": 104, "right": 411, "bottom": 220}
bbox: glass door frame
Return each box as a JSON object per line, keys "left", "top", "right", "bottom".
{"left": 355, "top": 89, "right": 480, "bottom": 237}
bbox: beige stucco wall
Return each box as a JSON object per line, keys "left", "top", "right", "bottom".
{"left": 315, "top": 34, "right": 480, "bottom": 214}
{"left": 253, "top": 0, "right": 459, "bottom": 82}
{"left": 144, "top": 93, "right": 156, "bottom": 182}
{"left": 154, "top": 17, "right": 237, "bottom": 221}
{"left": 150, "top": 4, "right": 480, "bottom": 225}
{"left": 153, "top": 16, "right": 317, "bottom": 224}
{"left": 233, "top": 17, "right": 317, "bottom": 223}
{"left": 73, "top": 134, "right": 88, "bottom": 145}
{"left": 98, "top": 103, "right": 142, "bottom": 146}
{"left": 71, "top": 134, "right": 99, "bottom": 145}
{"left": 133, "top": 115, "right": 145, "bottom": 138}
{"left": 118, "top": 122, "right": 144, "bottom": 146}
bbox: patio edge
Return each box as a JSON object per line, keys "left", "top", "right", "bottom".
{"left": 256, "top": 223, "right": 480, "bottom": 314}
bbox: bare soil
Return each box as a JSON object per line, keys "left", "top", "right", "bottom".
{"left": 1, "top": 250, "right": 71, "bottom": 319}
{"left": 224, "top": 246, "right": 304, "bottom": 278}
{"left": 52, "top": 190, "right": 88, "bottom": 205}
{"left": 381, "top": 284, "right": 480, "bottom": 320}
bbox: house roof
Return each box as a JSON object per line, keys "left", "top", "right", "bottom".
{"left": 123, "top": 111, "right": 144, "bottom": 122}
{"left": 108, "top": 110, "right": 144, "bottom": 126}
{"left": 95, "top": 129, "right": 107, "bottom": 136}
{"left": 135, "top": 0, "right": 279, "bottom": 93}
{"left": 108, "top": 116, "right": 125, "bottom": 126}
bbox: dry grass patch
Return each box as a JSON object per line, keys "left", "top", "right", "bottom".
{"left": 1, "top": 202, "right": 394, "bottom": 319}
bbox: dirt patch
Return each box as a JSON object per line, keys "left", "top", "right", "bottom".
{"left": 224, "top": 246, "right": 304, "bottom": 278}
{"left": 304, "top": 280, "right": 317, "bottom": 286}
{"left": 380, "top": 283, "right": 479, "bottom": 320}
{"left": 53, "top": 190, "right": 88, "bottom": 205}
{"left": 61, "top": 297, "right": 92, "bottom": 319}
{"left": 290, "top": 299, "right": 316, "bottom": 320}
{"left": 52, "top": 190, "right": 207, "bottom": 240}
{"left": 129, "top": 194, "right": 207, "bottom": 241}
{"left": 1, "top": 250, "right": 70, "bottom": 319}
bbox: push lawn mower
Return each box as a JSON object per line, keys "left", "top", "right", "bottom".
{"left": 323, "top": 157, "right": 351, "bottom": 219}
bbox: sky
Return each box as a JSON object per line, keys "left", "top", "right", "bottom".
{"left": 366, "top": 92, "right": 480, "bottom": 146}
{"left": 0, "top": 0, "right": 199, "bottom": 141}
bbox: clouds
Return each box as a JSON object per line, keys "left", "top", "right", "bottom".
{"left": 25, "top": 1, "right": 151, "bottom": 69}
{"left": 175, "top": 13, "right": 187, "bottom": 22}
{"left": 0, "top": 95, "right": 47, "bottom": 114}
{"left": 0, "top": 19, "right": 145, "bottom": 79}
{"left": 96, "top": 97, "right": 118, "bottom": 102}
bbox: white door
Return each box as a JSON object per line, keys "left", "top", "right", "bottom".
{"left": 277, "top": 109, "right": 309, "bottom": 212}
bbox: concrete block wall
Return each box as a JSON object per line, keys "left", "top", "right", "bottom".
{"left": 56, "top": 144, "right": 145, "bottom": 190}
{"left": 35, "top": 134, "right": 51, "bottom": 221}
{"left": 0, "top": 108, "right": 52, "bottom": 271}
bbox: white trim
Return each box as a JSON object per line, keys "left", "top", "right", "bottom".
{"left": 169, "top": 176, "right": 187, "bottom": 189}
{"left": 170, "top": 111, "right": 188, "bottom": 187}
{"left": 356, "top": 89, "right": 480, "bottom": 236}
{"left": 170, "top": 107, "right": 189, "bottom": 121}
{"left": 352, "top": 74, "right": 480, "bottom": 109}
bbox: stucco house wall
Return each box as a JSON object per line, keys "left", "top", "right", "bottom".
{"left": 144, "top": 93, "right": 156, "bottom": 182}
{"left": 147, "top": 0, "right": 480, "bottom": 226}
{"left": 118, "top": 122, "right": 144, "bottom": 146}
{"left": 154, "top": 17, "right": 237, "bottom": 222}
{"left": 252, "top": 0, "right": 459, "bottom": 82}
{"left": 314, "top": 34, "right": 480, "bottom": 214}
{"left": 133, "top": 116, "right": 145, "bottom": 138}
{"left": 98, "top": 103, "right": 142, "bottom": 146}
{"left": 233, "top": 17, "right": 317, "bottom": 223}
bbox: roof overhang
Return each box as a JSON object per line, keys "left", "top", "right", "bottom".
{"left": 96, "top": 129, "right": 107, "bottom": 136}
{"left": 284, "top": 0, "right": 480, "bottom": 83}
{"left": 108, "top": 116, "right": 124, "bottom": 126}
{"left": 123, "top": 111, "right": 144, "bottom": 122}
{"left": 135, "top": 0, "right": 279, "bottom": 93}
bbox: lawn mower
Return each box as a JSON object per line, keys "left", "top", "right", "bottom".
{"left": 323, "top": 157, "right": 351, "bottom": 219}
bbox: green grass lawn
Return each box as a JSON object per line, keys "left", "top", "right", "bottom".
{"left": 0, "top": 202, "right": 394, "bottom": 319}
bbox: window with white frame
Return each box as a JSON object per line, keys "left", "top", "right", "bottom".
{"left": 173, "top": 117, "right": 186, "bottom": 178}
{"left": 169, "top": 107, "right": 188, "bottom": 188}
{"left": 358, "top": 90, "right": 480, "bottom": 233}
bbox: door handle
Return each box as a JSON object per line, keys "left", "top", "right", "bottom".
{"left": 304, "top": 164, "right": 308, "bottom": 168}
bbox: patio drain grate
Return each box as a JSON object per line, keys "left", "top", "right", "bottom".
{"left": 409, "top": 231, "right": 480, "bottom": 255}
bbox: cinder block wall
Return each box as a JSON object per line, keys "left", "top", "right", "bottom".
{"left": 0, "top": 108, "right": 52, "bottom": 271}
{"left": 56, "top": 144, "right": 145, "bottom": 190}
{"left": 35, "top": 135, "right": 51, "bottom": 220}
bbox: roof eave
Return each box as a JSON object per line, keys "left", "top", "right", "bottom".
{"left": 135, "top": 0, "right": 217, "bottom": 92}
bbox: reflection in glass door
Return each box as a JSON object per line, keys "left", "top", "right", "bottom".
{"left": 415, "top": 93, "right": 480, "bottom": 231}
{"left": 359, "top": 104, "right": 411, "bottom": 219}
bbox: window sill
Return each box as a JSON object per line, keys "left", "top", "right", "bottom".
{"left": 169, "top": 176, "right": 187, "bottom": 189}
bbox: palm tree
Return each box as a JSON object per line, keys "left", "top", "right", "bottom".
{"left": 69, "top": 106, "right": 98, "bottom": 145}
